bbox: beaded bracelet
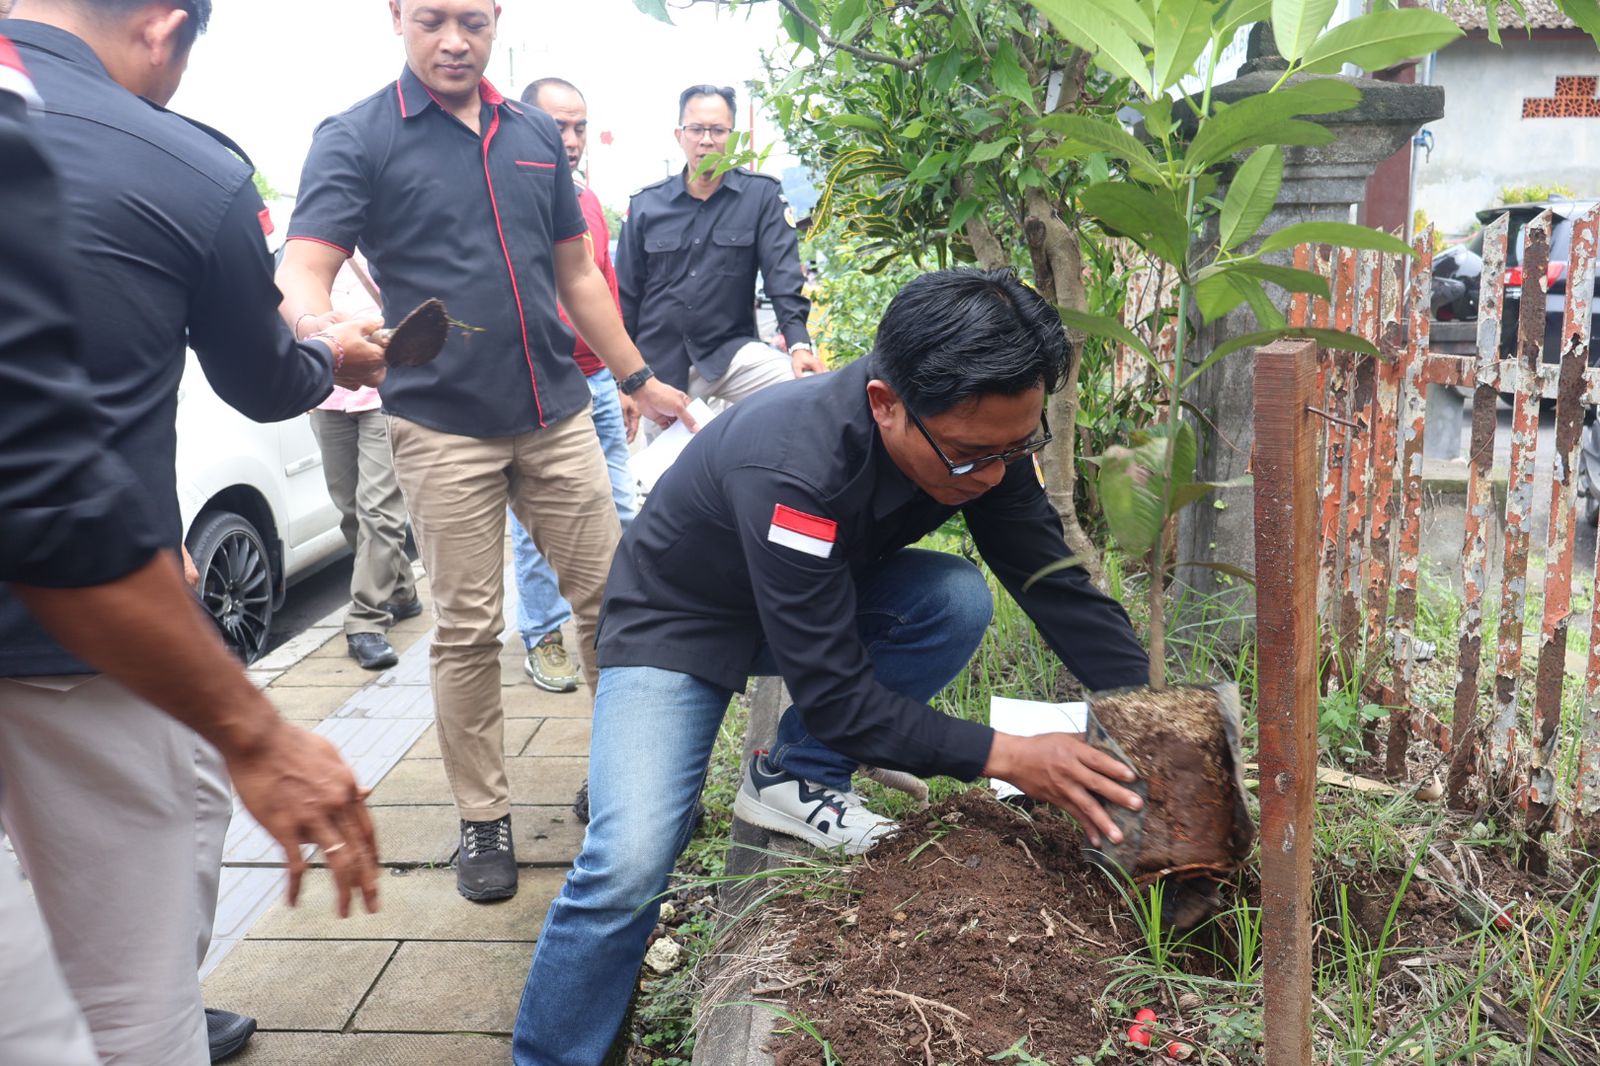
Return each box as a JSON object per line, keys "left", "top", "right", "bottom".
{"left": 310, "top": 331, "right": 345, "bottom": 374}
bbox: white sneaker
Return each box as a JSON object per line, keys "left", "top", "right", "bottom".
{"left": 733, "top": 753, "right": 897, "bottom": 855}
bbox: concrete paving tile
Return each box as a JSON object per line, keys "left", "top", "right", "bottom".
{"left": 503, "top": 684, "right": 592, "bottom": 719}
{"left": 314, "top": 717, "right": 433, "bottom": 790}
{"left": 388, "top": 625, "right": 433, "bottom": 655}
{"left": 405, "top": 719, "right": 538, "bottom": 760}
{"left": 355, "top": 941, "right": 531, "bottom": 1035}
{"left": 229, "top": 1032, "right": 510, "bottom": 1066}
{"left": 333, "top": 681, "right": 435, "bottom": 721}
{"left": 310, "top": 804, "right": 582, "bottom": 867}
{"left": 250, "top": 867, "right": 562, "bottom": 940}
{"left": 308, "top": 634, "right": 352, "bottom": 658}
{"left": 265, "top": 683, "right": 362, "bottom": 720}
{"left": 202, "top": 940, "right": 395, "bottom": 1031}
{"left": 211, "top": 867, "right": 289, "bottom": 944}
{"left": 273, "top": 655, "right": 381, "bottom": 687}
{"left": 523, "top": 717, "right": 591, "bottom": 757}
{"left": 255, "top": 627, "right": 343, "bottom": 671}
{"left": 367, "top": 758, "right": 587, "bottom": 807}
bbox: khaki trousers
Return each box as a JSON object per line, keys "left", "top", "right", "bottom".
{"left": 687, "top": 340, "right": 795, "bottom": 407}
{"left": 0, "top": 675, "right": 229, "bottom": 1066}
{"left": 310, "top": 408, "right": 416, "bottom": 636}
{"left": 388, "top": 410, "right": 619, "bottom": 822}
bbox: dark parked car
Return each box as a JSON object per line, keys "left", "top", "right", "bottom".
{"left": 1432, "top": 199, "right": 1600, "bottom": 364}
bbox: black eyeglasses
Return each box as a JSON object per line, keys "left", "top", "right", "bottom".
{"left": 906, "top": 407, "right": 1052, "bottom": 477}
{"left": 680, "top": 124, "right": 733, "bottom": 140}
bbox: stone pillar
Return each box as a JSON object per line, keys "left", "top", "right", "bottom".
{"left": 1179, "top": 32, "right": 1444, "bottom": 604}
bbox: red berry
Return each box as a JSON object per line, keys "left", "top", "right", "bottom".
{"left": 1127, "top": 1009, "right": 1157, "bottom": 1048}
{"left": 1135, "top": 1008, "right": 1158, "bottom": 1023}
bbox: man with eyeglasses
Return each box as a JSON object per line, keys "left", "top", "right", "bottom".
{"left": 512, "top": 269, "right": 1150, "bottom": 1066}
{"left": 614, "top": 84, "right": 821, "bottom": 411}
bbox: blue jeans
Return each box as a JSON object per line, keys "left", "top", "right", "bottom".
{"left": 511, "top": 549, "right": 992, "bottom": 1066}
{"left": 511, "top": 370, "right": 638, "bottom": 646}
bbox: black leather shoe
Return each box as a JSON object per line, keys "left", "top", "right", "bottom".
{"left": 347, "top": 632, "right": 399, "bottom": 670}
{"left": 206, "top": 1008, "right": 256, "bottom": 1063}
{"left": 383, "top": 596, "right": 424, "bottom": 623}
{"left": 457, "top": 815, "right": 517, "bottom": 901}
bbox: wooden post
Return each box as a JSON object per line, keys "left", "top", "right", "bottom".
{"left": 1253, "top": 339, "right": 1320, "bottom": 1066}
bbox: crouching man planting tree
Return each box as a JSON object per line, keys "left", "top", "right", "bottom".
{"left": 513, "top": 268, "right": 1150, "bottom": 1066}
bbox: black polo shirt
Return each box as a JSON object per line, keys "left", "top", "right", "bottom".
{"left": 598, "top": 356, "right": 1150, "bottom": 783}
{"left": 0, "top": 40, "right": 164, "bottom": 594}
{"left": 616, "top": 167, "right": 812, "bottom": 390}
{"left": 288, "top": 67, "right": 590, "bottom": 439}
{"left": 0, "top": 21, "right": 335, "bottom": 678}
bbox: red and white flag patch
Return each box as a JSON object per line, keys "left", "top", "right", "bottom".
{"left": 767, "top": 504, "right": 837, "bottom": 560}
{"left": 0, "top": 36, "right": 42, "bottom": 108}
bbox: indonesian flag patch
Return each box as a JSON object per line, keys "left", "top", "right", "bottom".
{"left": 0, "top": 36, "right": 41, "bottom": 108}
{"left": 768, "top": 504, "right": 837, "bottom": 559}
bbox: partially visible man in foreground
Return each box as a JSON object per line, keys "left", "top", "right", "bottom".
{"left": 512, "top": 269, "right": 1151, "bottom": 1065}
{"left": 0, "top": 19, "right": 378, "bottom": 1066}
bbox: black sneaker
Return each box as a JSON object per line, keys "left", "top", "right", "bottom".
{"left": 383, "top": 595, "right": 424, "bottom": 623}
{"left": 347, "top": 632, "right": 399, "bottom": 670}
{"left": 457, "top": 815, "right": 517, "bottom": 901}
{"left": 205, "top": 1008, "right": 256, "bottom": 1063}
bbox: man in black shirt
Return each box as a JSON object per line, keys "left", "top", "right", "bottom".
{"left": 277, "top": 0, "right": 694, "bottom": 905}
{"left": 512, "top": 269, "right": 1149, "bottom": 1065}
{"left": 616, "top": 84, "right": 823, "bottom": 405}
{"left": 0, "top": 5, "right": 385, "bottom": 1063}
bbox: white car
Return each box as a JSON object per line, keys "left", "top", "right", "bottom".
{"left": 174, "top": 352, "right": 347, "bottom": 663}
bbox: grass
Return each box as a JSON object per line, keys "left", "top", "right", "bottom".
{"left": 628, "top": 532, "right": 1600, "bottom": 1064}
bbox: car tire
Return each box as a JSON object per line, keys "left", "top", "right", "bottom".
{"left": 187, "top": 510, "right": 275, "bottom": 664}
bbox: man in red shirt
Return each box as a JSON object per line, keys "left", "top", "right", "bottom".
{"left": 508, "top": 77, "right": 639, "bottom": 694}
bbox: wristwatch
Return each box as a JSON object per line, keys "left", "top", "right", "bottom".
{"left": 618, "top": 365, "right": 656, "bottom": 395}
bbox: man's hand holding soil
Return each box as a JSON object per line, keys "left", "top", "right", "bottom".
{"left": 984, "top": 731, "right": 1143, "bottom": 847}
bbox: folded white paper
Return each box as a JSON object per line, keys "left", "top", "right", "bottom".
{"left": 629, "top": 399, "right": 719, "bottom": 494}
{"left": 987, "top": 695, "right": 1088, "bottom": 799}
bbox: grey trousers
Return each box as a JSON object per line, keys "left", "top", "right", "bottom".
{"left": 0, "top": 675, "right": 230, "bottom": 1065}
{"left": 311, "top": 407, "right": 416, "bottom": 636}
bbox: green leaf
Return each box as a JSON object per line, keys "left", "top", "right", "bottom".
{"left": 1080, "top": 0, "right": 1157, "bottom": 44}
{"left": 965, "top": 138, "right": 1015, "bottom": 164}
{"left": 1237, "top": 275, "right": 1285, "bottom": 330}
{"left": 1078, "top": 182, "right": 1191, "bottom": 265}
{"left": 1097, "top": 447, "right": 1167, "bottom": 556}
{"left": 1028, "top": 0, "right": 1155, "bottom": 95}
{"left": 1271, "top": 0, "right": 1338, "bottom": 61}
{"left": 1298, "top": 8, "right": 1463, "bottom": 74}
{"left": 901, "top": 119, "right": 927, "bottom": 139}
{"left": 829, "top": 0, "right": 868, "bottom": 38}
{"left": 829, "top": 113, "right": 888, "bottom": 135}
{"left": 991, "top": 40, "right": 1037, "bottom": 110}
{"left": 949, "top": 198, "right": 982, "bottom": 232}
{"left": 1152, "top": 0, "right": 1216, "bottom": 93}
{"left": 1219, "top": 146, "right": 1283, "bottom": 251}
{"left": 1195, "top": 272, "right": 1250, "bottom": 322}
{"left": 1059, "top": 309, "right": 1157, "bottom": 366}
{"left": 1215, "top": 0, "right": 1273, "bottom": 41}
{"left": 1135, "top": 96, "right": 1178, "bottom": 140}
{"left": 1181, "top": 326, "right": 1378, "bottom": 387}
{"left": 632, "top": 0, "right": 672, "bottom": 23}
{"left": 1179, "top": 559, "right": 1258, "bottom": 584}
{"left": 1228, "top": 260, "right": 1330, "bottom": 297}
{"left": 1034, "top": 114, "right": 1164, "bottom": 182}
{"left": 1257, "top": 221, "right": 1414, "bottom": 257}
{"left": 1561, "top": 0, "right": 1600, "bottom": 48}
{"left": 907, "top": 151, "right": 954, "bottom": 181}
{"left": 1023, "top": 554, "right": 1090, "bottom": 593}
{"left": 1186, "top": 79, "right": 1360, "bottom": 168}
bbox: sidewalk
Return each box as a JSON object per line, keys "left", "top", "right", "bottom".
{"left": 203, "top": 568, "right": 591, "bottom": 1064}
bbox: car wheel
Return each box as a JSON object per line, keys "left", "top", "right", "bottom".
{"left": 187, "top": 510, "right": 274, "bottom": 664}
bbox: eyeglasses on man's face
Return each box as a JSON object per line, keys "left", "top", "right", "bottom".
{"left": 906, "top": 406, "right": 1053, "bottom": 477}
{"left": 679, "top": 124, "right": 733, "bottom": 141}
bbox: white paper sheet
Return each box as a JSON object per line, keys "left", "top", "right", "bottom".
{"left": 987, "top": 695, "right": 1088, "bottom": 799}
{"left": 628, "top": 399, "right": 719, "bottom": 494}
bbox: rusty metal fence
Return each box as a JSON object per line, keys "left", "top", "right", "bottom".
{"left": 1290, "top": 205, "right": 1600, "bottom": 854}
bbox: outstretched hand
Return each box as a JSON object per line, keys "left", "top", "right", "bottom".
{"left": 224, "top": 717, "right": 381, "bottom": 917}
{"left": 984, "top": 731, "right": 1142, "bottom": 847}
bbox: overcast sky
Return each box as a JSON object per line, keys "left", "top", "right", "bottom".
{"left": 172, "top": 0, "right": 797, "bottom": 210}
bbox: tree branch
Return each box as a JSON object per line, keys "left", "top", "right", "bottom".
{"left": 955, "top": 173, "right": 1007, "bottom": 271}
{"left": 771, "top": 0, "right": 926, "bottom": 71}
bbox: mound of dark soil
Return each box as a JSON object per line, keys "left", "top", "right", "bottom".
{"left": 772, "top": 791, "right": 1123, "bottom": 1065}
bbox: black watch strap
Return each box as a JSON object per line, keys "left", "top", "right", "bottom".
{"left": 618, "top": 365, "right": 656, "bottom": 395}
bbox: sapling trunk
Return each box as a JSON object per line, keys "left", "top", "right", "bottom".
{"left": 1147, "top": 544, "right": 1166, "bottom": 690}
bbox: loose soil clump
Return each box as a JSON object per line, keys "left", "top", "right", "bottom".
{"left": 768, "top": 791, "right": 1123, "bottom": 1065}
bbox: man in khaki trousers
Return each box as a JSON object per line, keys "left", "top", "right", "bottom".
{"left": 277, "top": 0, "right": 694, "bottom": 903}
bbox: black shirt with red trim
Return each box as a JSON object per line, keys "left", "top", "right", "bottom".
{"left": 616, "top": 167, "right": 812, "bottom": 390}
{"left": 0, "top": 21, "right": 335, "bottom": 678}
{"left": 288, "top": 66, "right": 590, "bottom": 438}
{"left": 597, "top": 356, "right": 1151, "bottom": 783}
{"left": 0, "top": 36, "right": 165, "bottom": 596}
